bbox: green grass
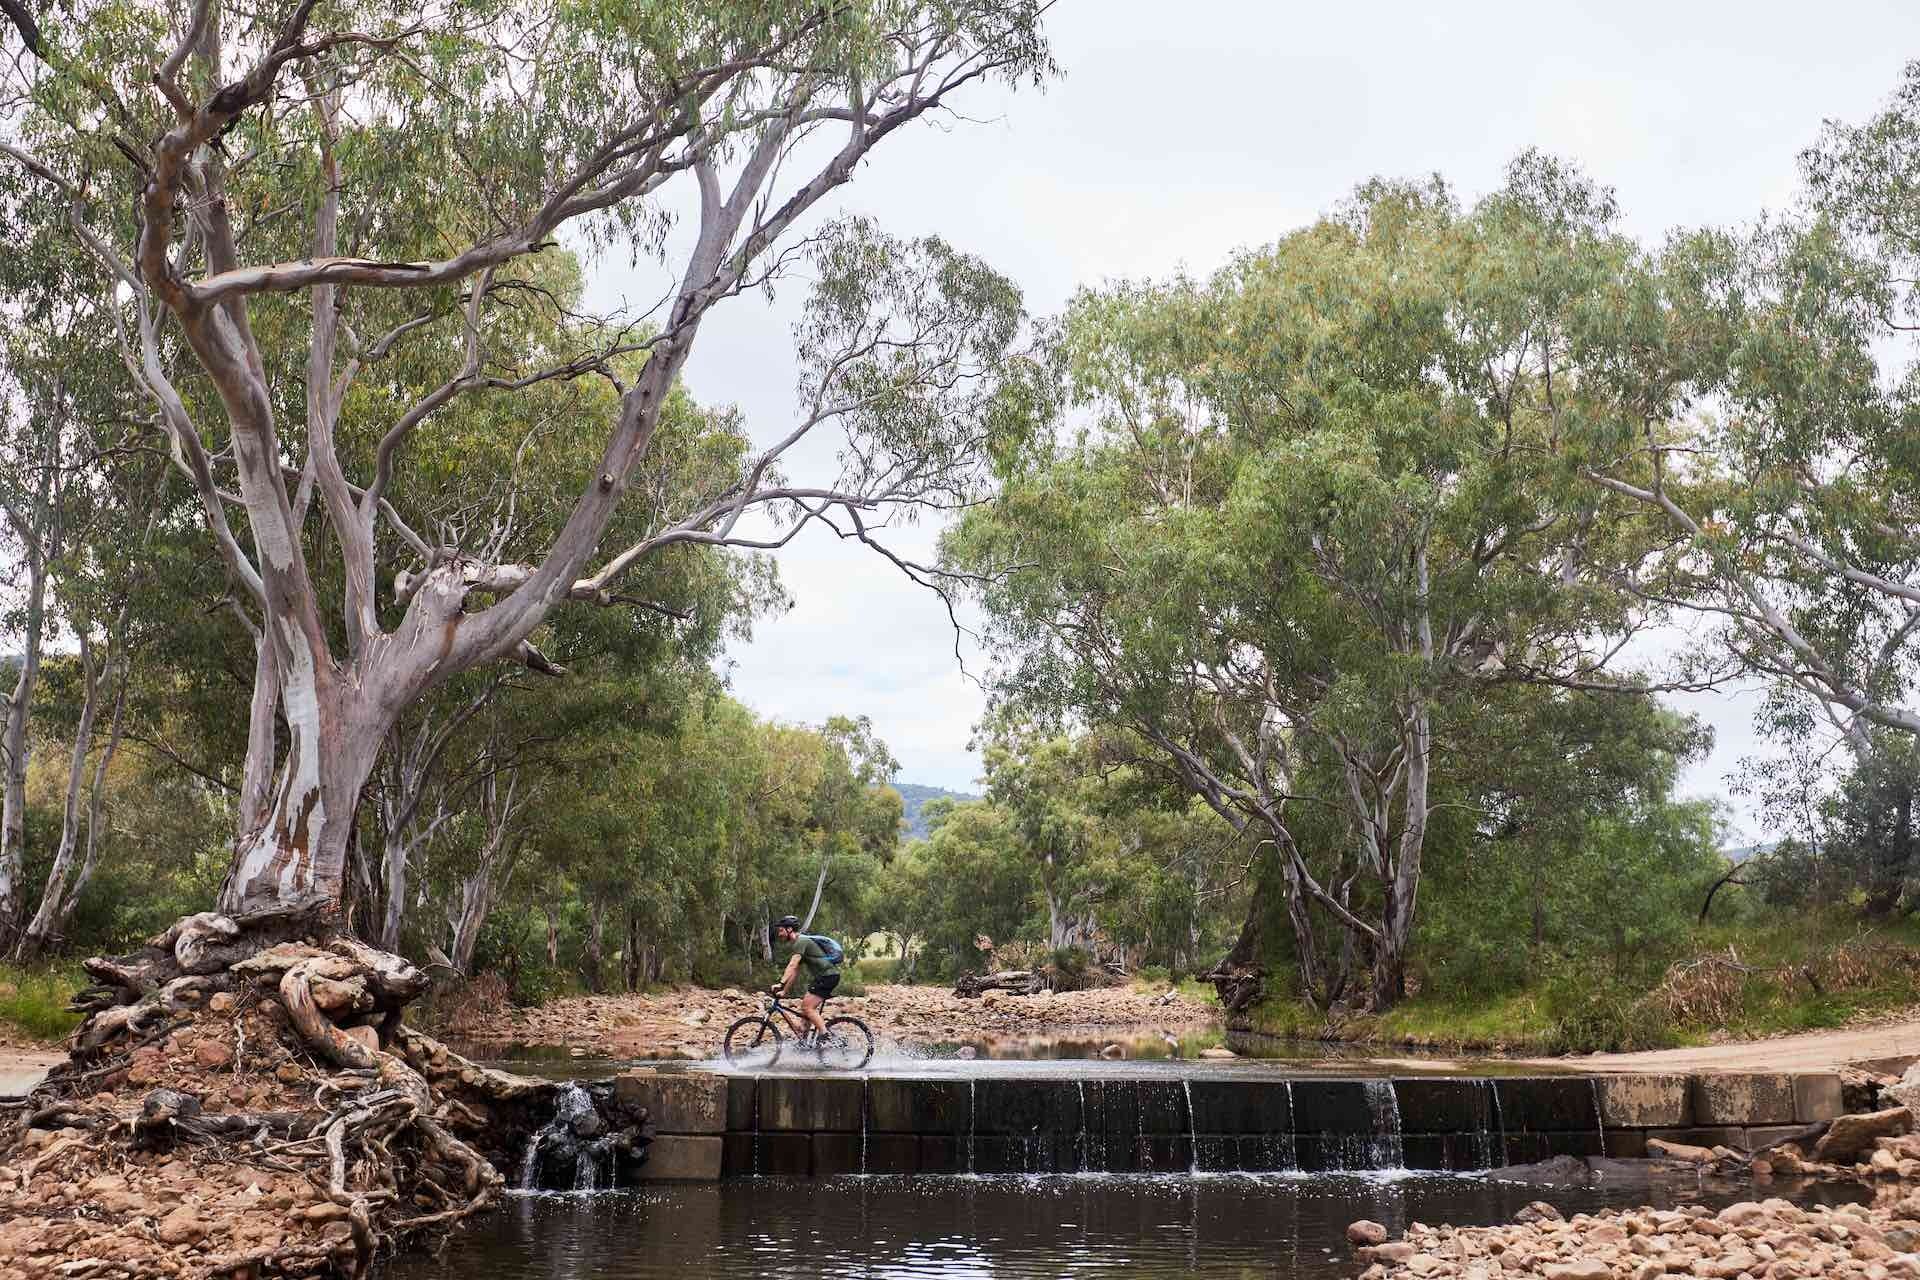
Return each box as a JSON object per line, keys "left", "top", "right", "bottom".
{"left": 1235, "top": 908, "right": 1920, "bottom": 1055}
{"left": 855, "top": 956, "right": 900, "bottom": 984}
{"left": 0, "top": 965, "right": 82, "bottom": 1043}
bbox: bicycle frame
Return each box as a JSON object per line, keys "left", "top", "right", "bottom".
{"left": 762, "top": 992, "right": 824, "bottom": 1038}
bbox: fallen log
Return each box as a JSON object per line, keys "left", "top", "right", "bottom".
{"left": 954, "top": 970, "right": 1047, "bottom": 998}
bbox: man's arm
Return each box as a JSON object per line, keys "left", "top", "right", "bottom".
{"left": 776, "top": 953, "right": 801, "bottom": 993}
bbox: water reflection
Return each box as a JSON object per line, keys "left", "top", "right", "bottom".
{"left": 379, "top": 1171, "right": 1854, "bottom": 1280}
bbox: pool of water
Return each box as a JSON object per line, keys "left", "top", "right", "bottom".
{"left": 378, "top": 1170, "right": 1865, "bottom": 1280}
{"left": 447, "top": 1031, "right": 1547, "bottom": 1083}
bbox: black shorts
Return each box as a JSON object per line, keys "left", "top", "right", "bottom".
{"left": 807, "top": 972, "right": 841, "bottom": 1000}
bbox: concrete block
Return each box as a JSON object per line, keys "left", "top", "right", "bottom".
{"left": 1595, "top": 1075, "right": 1691, "bottom": 1128}
{"left": 1692, "top": 1073, "right": 1795, "bottom": 1126}
{"left": 612, "top": 1071, "right": 730, "bottom": 1134}
{"left": 726, "top": 1076, "right": 757, "bottom": 1131}
{"left": 1131, "top": 1134, "right": 1192, "bottom": 1173}
{"left": 1393, "top": 1078, "right": 1498, "bottom": 1135}
{"left": 811, "top": 1133, "right": 862, "bottom": 1176}
{"left": 1543, "top": 1131, "right": 1603, "bottom": 1159}
{"left": 757, "top": 1076, "right": 864, "bottom": 1132}
{"left": 636, "top": 1134, "right": 723, "bottom": 1180}
{"left": 868, "top": 1078, "right": 970, "bottom": 1134}
{"left": 756, "top": 1132, "right": 812, "bottom": 1175}
{"left": 1290, "top": 1080, "right": 1381, "bottom": 1134}
{"left": 1186, "top": 1079, "right": 1291, "bottom": 1134}
{"left": 1603, "top": 1129, "right": 1649, "bottom": 1159}
{"left": 864, "top": 1133, "right": 919, "bottom": 1175}
{"left": 1794, "top": 1074, "right": 1846, "bottom": 1123}
{"left": 721, "top": 1133, "right": 755, "bottom": 1176}
{"left": 973, "top": 1079, "right": 1082, "bottom": 1136}
{"left": 918, "top": 1134, "right": 963, "bottom": 1174}
{"left": 1494, "top": 1078, "right": 1599, "bottom": 1132}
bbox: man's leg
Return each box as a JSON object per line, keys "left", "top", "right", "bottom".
{"left": 802, "top": 992, "right": 829, "bottom": 1038}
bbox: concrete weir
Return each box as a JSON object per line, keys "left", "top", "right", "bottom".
{"left": 608, "top": 1067, "right": 1847, "bottom": 1180}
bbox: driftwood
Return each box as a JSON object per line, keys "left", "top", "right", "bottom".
{"left": 954, "top": 969, "right": 1047, "bottom": 998}
{"left": 9, "top": 907, "right": 563, "bottom": 1279}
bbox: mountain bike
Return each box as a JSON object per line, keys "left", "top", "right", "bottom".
{"left": 722, "top": 990, "right": 874, "bottom": 1070}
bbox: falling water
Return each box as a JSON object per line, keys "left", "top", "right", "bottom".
{"left": 516, "top": 1083, "right": 615, "bottom": 1192}
{"left": 1076, "top": 1081, "right": 1090, "bottom": 1173}
{"left": 860, "top": 1076, "right": 870, "bottom": 1175}
{"left": 1363, "top": 1080, "right": 1405, "bottom": 1169}
{"left": 1490, "top": 1078, "right": 1507, "bottom": 1168}
{"left": 966, "top": 1079, "right": 977, "bottom": 1176}
{"left": 1181, "top": 1079, "right": 1200, "bottom": 1174}
{"left": 1474, "top": 1080, "right": 1503, "bottom": 1170}
{"left": 1590, "top": 1078, "right": 1608, "bottom": 1160}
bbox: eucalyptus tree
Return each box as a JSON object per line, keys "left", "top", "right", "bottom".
{"left": 953, "top": 171, "right": 1671, "bottom": 1009}
{"left": 1573, "top": 68, "right": 1920, "bottom": 758}
{"left": 0, "top": 0, "right": 1048, "bottom": 920}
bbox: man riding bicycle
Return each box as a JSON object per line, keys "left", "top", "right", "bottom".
{"left": 771, "top": 914, "right": 839, "bottom": 1045}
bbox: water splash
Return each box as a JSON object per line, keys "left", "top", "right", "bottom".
{"left": 861, "top": 1075, "right": 870, "bottom": 1175}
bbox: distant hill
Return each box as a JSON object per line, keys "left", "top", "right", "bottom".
{"left": 1722, "top": 841, "right": 1779, "bottom": 865}
{"left": 895, "top": 782, "right": 980, "bottom": 840}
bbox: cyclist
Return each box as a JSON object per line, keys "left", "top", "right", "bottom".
{"left": 771, "top": 914, "right": 838, "bottom": 1045}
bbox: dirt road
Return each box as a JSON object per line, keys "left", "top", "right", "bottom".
{"left": 1524, "top": 1019, "right": 1920, "bottom": 1073}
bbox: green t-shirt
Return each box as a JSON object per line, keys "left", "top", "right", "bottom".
{"left": 791, "top": 934, "right": 839, "bottom": 980}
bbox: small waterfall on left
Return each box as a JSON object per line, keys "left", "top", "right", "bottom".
{"left": 517, "top": 1083, "right": 618, "bottom": 1192}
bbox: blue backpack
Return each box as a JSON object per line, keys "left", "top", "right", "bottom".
{"left": 804, "top": 933, "right": 845, "bottom": 965}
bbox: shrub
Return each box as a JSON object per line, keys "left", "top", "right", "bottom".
{"left": 0, "top": 966, "right": 81, "bottom": 1042}
{"left": 1540, "top": 961, "right": 1672, "bottom": 1054}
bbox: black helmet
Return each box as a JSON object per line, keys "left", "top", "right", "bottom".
{"left": 776, "top": 915, "right": 801, "bottom": 930}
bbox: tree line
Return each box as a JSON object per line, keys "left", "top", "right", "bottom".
{"left": 0, "top": 3, "right": 1914, "bottom": 1025}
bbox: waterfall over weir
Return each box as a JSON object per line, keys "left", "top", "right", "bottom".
{"left": 731, "top": 1072, "right": 1615, "bottom": 1177}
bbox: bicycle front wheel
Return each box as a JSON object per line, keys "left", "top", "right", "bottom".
{"left": 814, "top": 1016, "right": 874, "bottom": 1070}
{"left": 722, "top": 1016, "right": 783, "bottom": 1068}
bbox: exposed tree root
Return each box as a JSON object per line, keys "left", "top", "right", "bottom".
{"left": 0, "top": 909, "right": 605, "bottom": 1280}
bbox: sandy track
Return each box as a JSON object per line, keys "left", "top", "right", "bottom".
{"left": 1523, "top": 1019, "right": 1920, "bottom": 1073}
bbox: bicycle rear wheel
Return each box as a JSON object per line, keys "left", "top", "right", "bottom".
{"left": 813, "top": 1015, "right": 874, "bottom": 1070}
{"left": 722, "top": 1016, "right": 783, "bottom": 1068}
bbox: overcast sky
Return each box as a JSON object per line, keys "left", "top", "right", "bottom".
{"left": 589, "top": 1, "right": 1920, "bottom": 834}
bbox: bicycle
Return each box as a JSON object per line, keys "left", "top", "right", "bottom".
{"left": 722, "top": 989, "right": 874, "bottom": 1070}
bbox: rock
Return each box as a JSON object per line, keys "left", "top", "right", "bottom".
{"left": 157, "top": 1206, "right": 206, "bottom": 1246}
{"left": 192, "top": 1038, "right": 233, "bottom": 1070}
{"left": 1406, "top": 1253, "right": 1443, "bottom": 1276}
{"left": 1198, "top": 1046, "right": 1237, "bottom": 1059}
{"left": 343, "top": 1024, "right": 380, "bottom": 1054}
{"left": 1515, "top": 1201, "right": 1565, "bottom": 1224}
{"left": 1099, "top": 1044, "right": 1124, "bottom": 1059}
{"left": 1720, "top": 1202, "right": 1768, "bottom": 1227}
{"left": 1817, "top": 1108, "right": 1914, "bottom": 1164}
{"left": 1876, "top": 1148, "right": 1903, "bottom": 1175}
{"left": 1544, "top": 1261, "right": 1611, "bottom": 1280}
{"left": 208, "top": 992, "right": 235, "bottom": 1014}
{"left": 1633, "top": 1262, "right": 1666, "bottom": 1280}
{"left": 1883, "top": 1227, "right": 1920, "bottom": 1253}
{"left": 1375, "top": 1242, "right": 1416, "bottom": 1264}
{"left": 1349, "top": 1220, "right": 1390, "bottom": 1247}
{"left": 681, "top": 1010, "right": 711, "bottom": 1027}
{"left": 275, "top": 1062, "right": 304, "bottom": 1085}
{"left": 1648, "top": 1137, "right": 1714, "bottom": 1163}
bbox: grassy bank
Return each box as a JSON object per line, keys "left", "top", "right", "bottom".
{"left": 1242, "top": 911, "right": 1920, "bottom": 1055}
{"left": 0, "top": 965, "right": 81, "bottom": 1044}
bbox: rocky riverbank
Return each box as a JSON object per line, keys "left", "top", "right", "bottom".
{"left": 1349, "top": 1107, "right": 1920, "bottom": 1280}
{"left": 443, "top": 980, "right": 1216, "bottom": 1058}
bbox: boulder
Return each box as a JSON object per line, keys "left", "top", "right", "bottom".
{"left": 1885, "top": 1063, "right": 1920, "bottom": 1115}
{"left": 1515, "top": 1201, "right": 1565, "bottom": 1224}
{"left": 1348, "top": 1220, "right": 1390, "bottom": 1247}
{"left": 1545, "top": 1262, "right": 1611, "bottom": 1280}
{"left": 1198, "top": 1047, "right": 1237, "bottom": 1059}
{"left": 1816, "top": 1107, "right": 1913, "bottom": 1164}
{"left": 192, "top": 1038, "right": 233, "bottom": 1071}
{"left": 157, "top": 1206, "right": 206, "bottom": 1246}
